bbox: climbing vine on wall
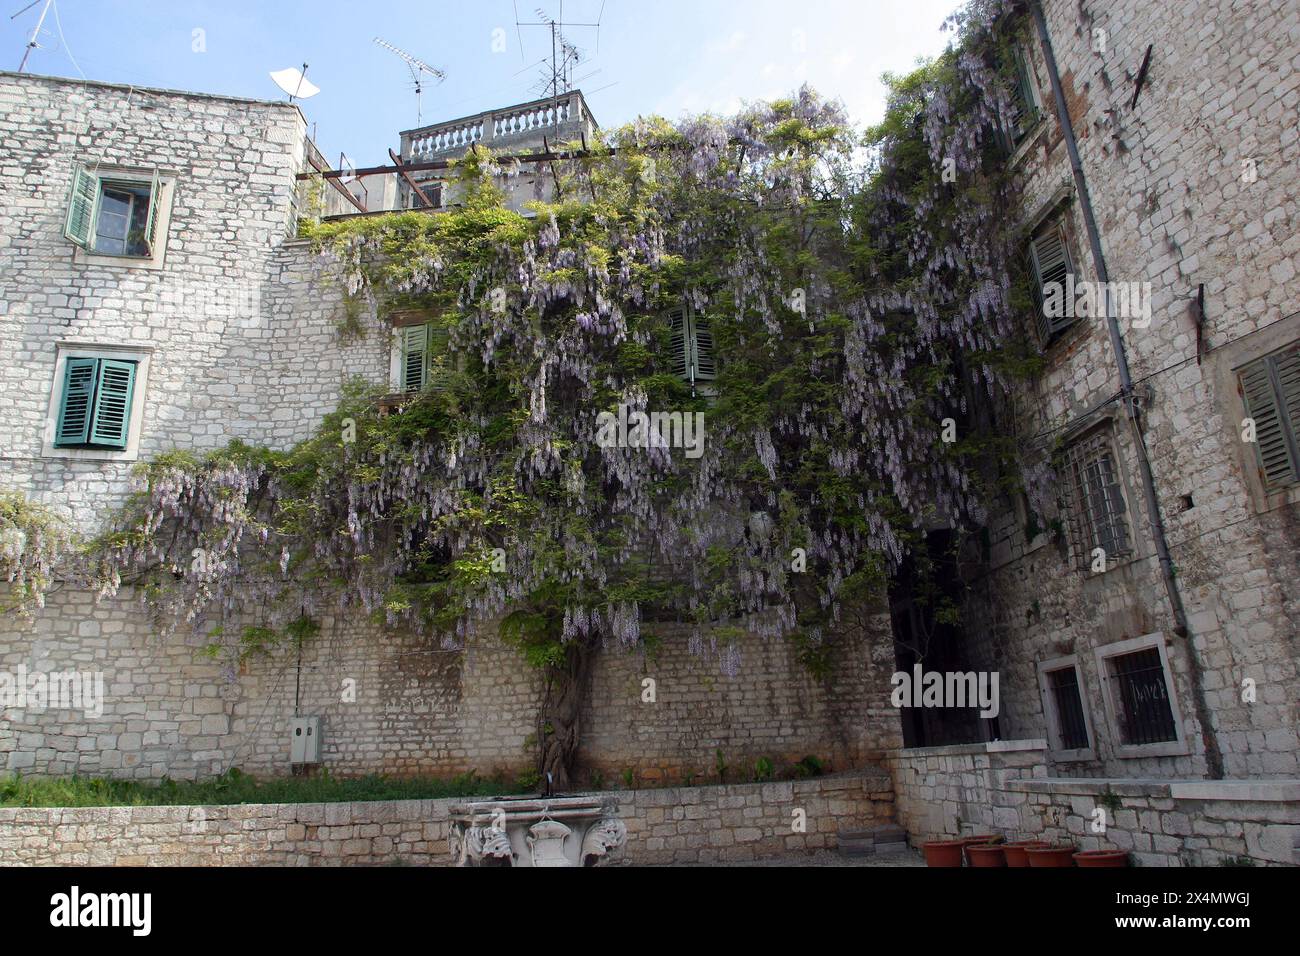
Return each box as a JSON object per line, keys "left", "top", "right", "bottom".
{"left": 2, "top": 0, "right": 1045, "bottom": 786}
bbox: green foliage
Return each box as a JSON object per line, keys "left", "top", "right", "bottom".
{"left": 792, "top": 755, "right": 825, "bottom": 779}
{"left": 0, "top": 768, "right": 523, "bottom": 807}
{"left": 0, "top": 490, "right": 75, "bottom": 619}
{"left": 753, "top": 756, "right": 774, "bottom": 782}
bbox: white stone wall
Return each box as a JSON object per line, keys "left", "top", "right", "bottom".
{"left": 889, "top": 741, "right": 1299, "bottom": 866}
{"left": 0, "top": 72, "right": 387, "bottom": 523}
{"left": 0, "top": 770, "right": 893, "bottom": 866}
{"left": 962, "top": 0, "right": 1300, "bottom": 779}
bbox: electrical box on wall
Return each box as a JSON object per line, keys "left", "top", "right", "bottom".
{"left": 290, "top": 716, "right": 321, "bottom": 764}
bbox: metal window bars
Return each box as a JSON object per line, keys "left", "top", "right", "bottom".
{"left": 1047, "top": 666, "right": 1089, "bottom": 751}
{"left": 1064, "top": 429, "right": 1131, "bottom": 570}
{"left": 1107, "top": 647, "right": 1177, "bottom": 745}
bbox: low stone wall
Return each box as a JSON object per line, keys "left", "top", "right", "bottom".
{"left": 889, "top": 740, "right": 1300, "bottom": 866}
{"left": 0, "top": 769, "right": 893, "bottom": 866}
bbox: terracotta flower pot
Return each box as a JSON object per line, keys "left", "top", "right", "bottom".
{"left": 966, "top": 843, "right": 1007, "bottom": 867}
{"left": 959, "top": 835, "right": 1002, "bottom": 865}
{"left": 922, "top": 840, "right": 966, "bottom": 867}
{"left": 1002, "top": 840, "right": 1049, "bottom": 867}
{"left": 1026, "top": 844, "right": 1077, "bottom": 867}
{"left": 1074, "top": 849, "right": 1130, "bottom": 867}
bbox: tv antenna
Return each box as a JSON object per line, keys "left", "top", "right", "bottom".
{"left": 515, "top": 3, "right": 602, "bottom": 101}
{"left": 269, "top": 63, "right": 320, "bottom": 101}
{"left": 374, "top": 37, "right": 445, "bottom": 125}
{"left": 12, "top": 0, "right": 52, "bottom": 73}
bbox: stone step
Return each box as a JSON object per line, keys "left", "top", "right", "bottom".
{"left": 837, "top": 823, "right": 910, "bottom": 855}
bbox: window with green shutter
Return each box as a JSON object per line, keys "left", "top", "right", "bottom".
{"left": 53, "top": 357, "right": 138, "bottom": 449}
{"left": 1027, "top": 221, "right": 1076, "bottom": 345}
{"left": 667, "top": 305, "right": 716, "bottom": 386}
{"left": 63, "top": 164, "right": 164, "bottom": 259}
{"left": 1238, "top": 344, "right": 1300, "bottom": 489}
{"left": 995, "top": 44, "right": 1041, "bottom": 151}
{"left": 399, "top": 323, "right": 451, "bottom": 392}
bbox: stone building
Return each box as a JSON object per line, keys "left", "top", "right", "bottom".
{"left": 888, "top": 0, "right": 1299, "bottom": 864}
{"left": 0, "top": 0, "right": 1297, "bottom": 866}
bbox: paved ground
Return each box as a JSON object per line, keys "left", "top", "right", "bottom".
{"left": 680, "top": 848, "right": 926, "bottom": 867}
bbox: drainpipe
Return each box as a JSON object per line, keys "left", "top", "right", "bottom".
{"left": 1030, "top": 2, "right": 1224, "bottom": 778}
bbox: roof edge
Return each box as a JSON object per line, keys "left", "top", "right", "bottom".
{"left": 0, "top": 69, "right": 306, "bottom": 120}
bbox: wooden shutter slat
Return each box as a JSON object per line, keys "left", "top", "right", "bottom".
{"left": 1012, "top": 47, "right": 1037, "bottom": 138}
{"left": 54, "top": 357, "right": 98, "bottom": 446}
{"left": 89, "top": 359, "right": 136, "bottom": 449}
{"left": 401, "top": 324, "right": 428, "bottom": 392}
{"left": 692, "top": 311, "right": 716, "bottom": 380}
{"left": 63, "top": 165, "right": 99, "bottom": 249}
{"left": 426, "top": 326, "right": 451, "bottom": 391}
{"left": 1241, "top": 356, "right": 1298, "bottom": 487}
{"left": 1030, "top": 224, "right": 1074, "bottom": 341}
{"left": 668, "top": 308, "right": 689, "bottom": 379}
{"left": 142, "top": 168, "right": 162, "bottom": 255}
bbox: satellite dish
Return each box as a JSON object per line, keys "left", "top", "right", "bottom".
{"left": 269, "top": 64, "right": 320, "bottom": 101}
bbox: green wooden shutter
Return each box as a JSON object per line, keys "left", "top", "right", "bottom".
{"left": 1240, "top": 349, "right": 1300, "bottom": 488}
{"left": 1029, "top": 223, "right": 1073, "bottom": 343}
{"left": 142, "top": 169, "right": 162, "bottom": 255}
{"left": 88, "top": 359, "right": 136, "bottom": 448}
{"left": 400, "top": 325, "right": 429, "bottom": 392}
{"left": 668, "top": 308, "right": 689, "bottom": 379}
{"left": 54, "top": 357, "right": 98, "bottom": 446}
{"left": 63, "top": 165, "right": 99, "bottom": 249}
{"left": 1011, "top": 46, "right": 1038, "bottom": 140}
{"left": 426, "top": 326, "right": 451, "bottom": 390}
{"left": 691, "top": 310, "right": 716, "bottom": 380}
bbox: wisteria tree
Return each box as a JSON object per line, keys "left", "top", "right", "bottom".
{"left": 4, "top": 0, "right": 1043, "bottom": 787}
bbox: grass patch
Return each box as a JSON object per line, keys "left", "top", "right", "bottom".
{"left": 0, "top": 768, "right": 529, "bottom": 808}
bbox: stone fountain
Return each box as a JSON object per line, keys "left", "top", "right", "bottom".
{"left": 447, "top": 793, "right": 627, "bottom": 867}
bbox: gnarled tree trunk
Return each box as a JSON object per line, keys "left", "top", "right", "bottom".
{"left": 536, "top": 641, "right": 595, "bottom": 792}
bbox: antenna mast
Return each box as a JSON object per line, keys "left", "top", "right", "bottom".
{"left": 515, "top": 3, "right": 602, "bottom": 102}
{"left": 374, "top": 37, "right": 445, "bottom": 125}
{"left": 12, "top": 0, "right": 53, "bottom": 72}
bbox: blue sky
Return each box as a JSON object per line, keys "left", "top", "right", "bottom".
{"left": 6, "top": 0, "right": 962, "bottom": 166}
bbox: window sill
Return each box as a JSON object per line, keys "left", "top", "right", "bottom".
{"left": 73, "top": 246, "right": 168, "bottom": 271}
{"left": 1008, "top": 118, "right": 1045, "bottom": 168}
{"left": 1079, "top": 550, "right": 1136, "bottom": 577}
{"left": 43, "top": 446, "right": 140, "bottom": 463}
{"left": 1050, "top": 747, "right": 1096, "bottom": 763}
{"left": 1112, "top": 740, "right": 1192, "bottom": 760}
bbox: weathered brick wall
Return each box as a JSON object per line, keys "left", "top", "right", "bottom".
{"left": 0, "top": 584, "right": 895, "bottom": 782}
{"left": 0, "top": 769, "right": 894, "bottom": 866}
{"left": 581, "top": 615, "right": 901, "bottom": 787}
{"left": 960, "top": 0, "right": 1300, "bottom": 779}
{"left": 890, "top": 741, "right": 1299, "bottom": 866}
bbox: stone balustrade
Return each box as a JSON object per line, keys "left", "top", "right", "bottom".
{"left": 401, "top": 91, "right": 597, "bottom": 161}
